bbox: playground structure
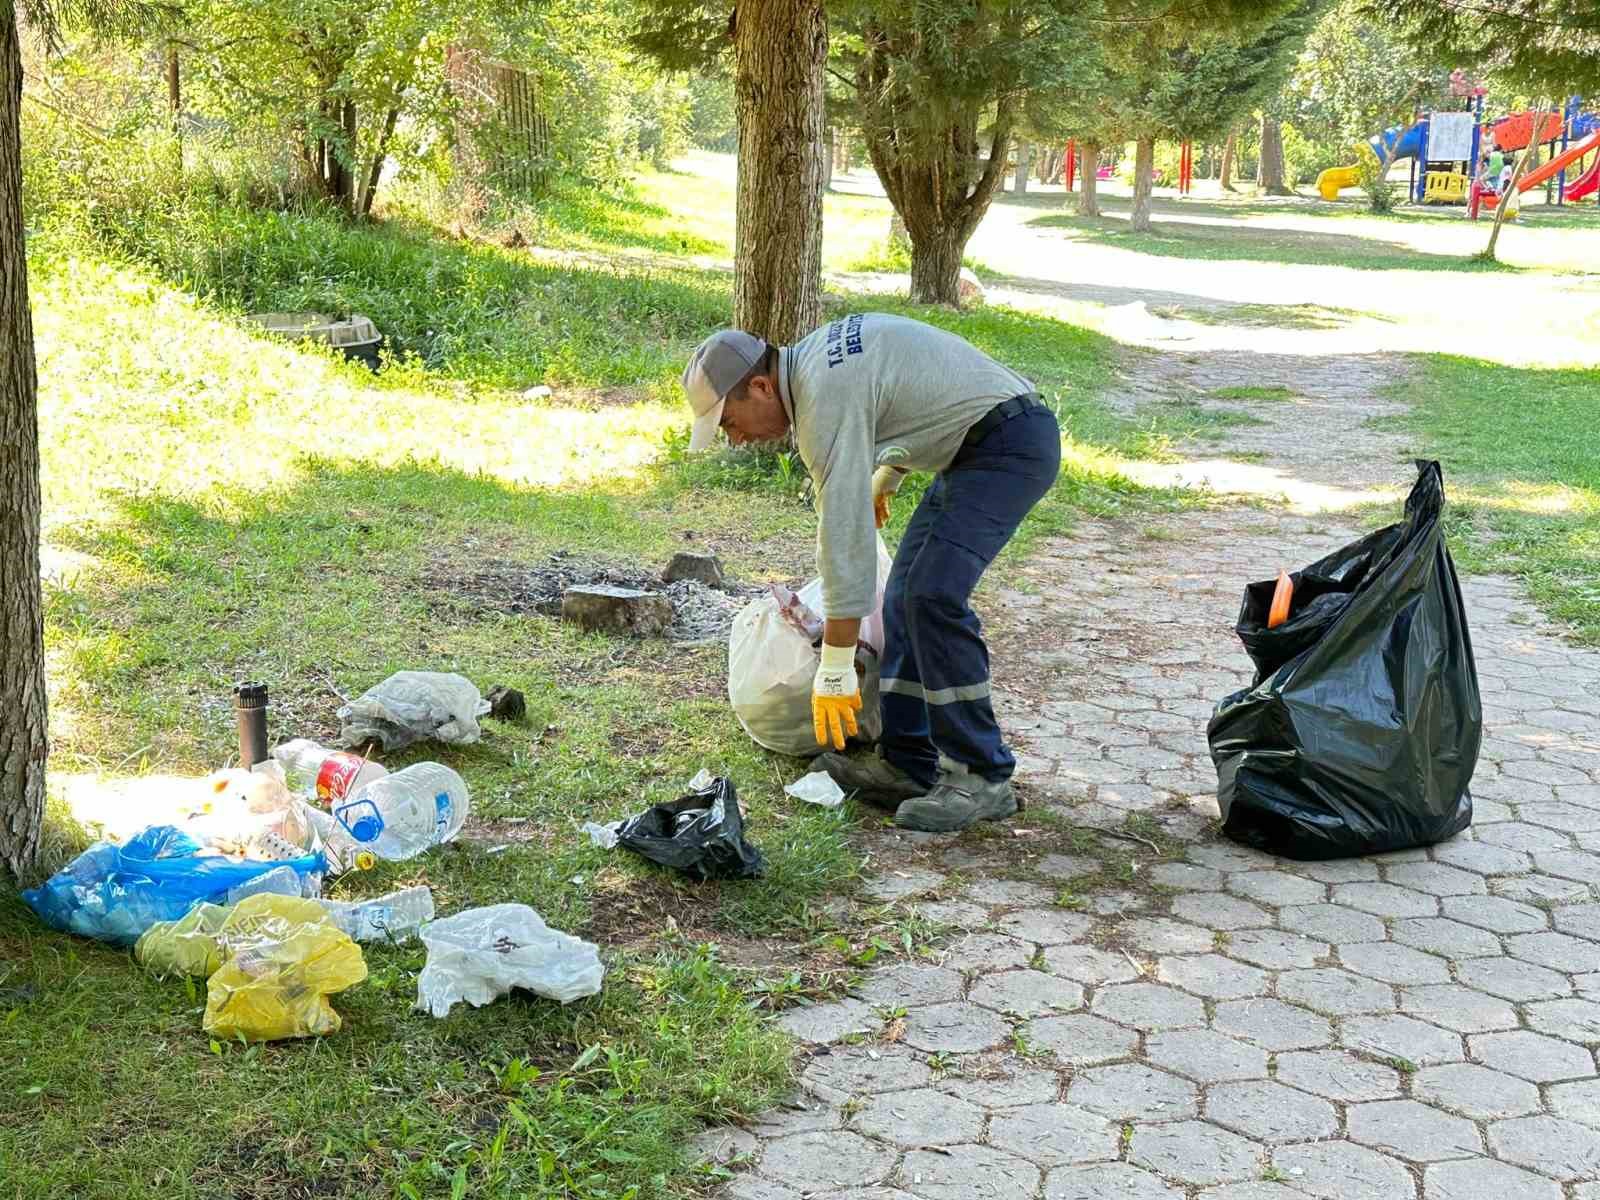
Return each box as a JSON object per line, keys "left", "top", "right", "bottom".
{"left": 1316, "top": 99, "right": 1600, "bottom": 210}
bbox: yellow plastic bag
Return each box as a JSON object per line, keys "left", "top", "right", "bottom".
{"left": 134, "top": 902, "right": 231, "bottom": 978}
{"left": 200, "top": 894, "right": 367, "bottom": 1042}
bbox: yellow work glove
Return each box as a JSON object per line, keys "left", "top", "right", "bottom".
{"left": 872, "top": 465, "right": 906, "bottom": 529}
{"left": 812, "top": 642, "right": 862, "bottom": 751}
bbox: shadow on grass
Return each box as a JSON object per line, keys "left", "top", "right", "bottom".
{"left": 1028, "top": 210, "right": 1515, "bottom": 272}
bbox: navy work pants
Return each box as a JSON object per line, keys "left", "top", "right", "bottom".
{"left": 879, "top": 404, "right": 1062, "bottom": 785}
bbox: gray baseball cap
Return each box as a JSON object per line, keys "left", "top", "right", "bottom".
{"left": 682, "top": 329, "right": 768, "bottom": 451}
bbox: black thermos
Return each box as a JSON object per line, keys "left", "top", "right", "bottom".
{"left": 234, "top": 681, "right": 269, "bottom": 767}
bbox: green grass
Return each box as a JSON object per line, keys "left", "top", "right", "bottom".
{"left": 1389, "top": 355, "right": 1600, "bottom": 642}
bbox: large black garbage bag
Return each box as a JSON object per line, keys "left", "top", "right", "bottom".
{"left": 615, "top": 778, "right": 766, "bottom": 881}
{"left": 1207, "top": 461, "right": 1480, "bottom": 860}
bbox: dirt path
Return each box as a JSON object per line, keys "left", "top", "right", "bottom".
{"left": 699, "top": 344, "right": 1600, "bottom": 1200}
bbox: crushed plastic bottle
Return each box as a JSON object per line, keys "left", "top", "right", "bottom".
{"left": 318, "top": 886, "right": 435, "bottom": 943}
{"left": 272, "top": 739, "right": 389, "bottom": 804}
{"left": 332, "top": 762, "right": 469, "bottom": 861}
{"left": 227, "top": 864, "right": 313, "bottom": 905}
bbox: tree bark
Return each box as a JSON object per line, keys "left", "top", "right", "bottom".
{"left": 1, "top": 8, "right": 48, "bottom": 885}
{"left": 1219, "top": 127, "right": 1237, "bottom": 192}
{"left": 733, "top": 0, "right": 826, "bottom": 343}
{"left": 1077, "top": 140, "right": 1100, "bottom": 216}
{"left": 1012, "top": 139, "right": 1030, "bottom": 195}
{"left": 1258, "top": 115, "right": 1290, "bottom": 196}
{"left": 359, "top": 105, "right": 401, "bottom": 218}
{"left": 1130, "top": 136, "right": 1155, "bottom": 231}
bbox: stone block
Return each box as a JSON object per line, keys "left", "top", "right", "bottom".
{"left": 561, "top": 585, "right": 671, "bottom": 636}
{"left": 662, "top": 551, "right": 725, "bottom": 587}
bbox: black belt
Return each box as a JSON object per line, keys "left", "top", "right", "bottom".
{"left": 962, "top": 392, "right": 1046, "bottom": 450}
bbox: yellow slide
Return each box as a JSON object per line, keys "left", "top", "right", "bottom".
{"left": 1317, "top": 165, "right": 1361, "bottom": 200}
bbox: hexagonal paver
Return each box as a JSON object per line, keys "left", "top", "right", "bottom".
{"left": 943, "top": 933, "right": 1035, "bottom": 973}
{"left": 722, "top": 1177, "right": 801, "bottom": 1200}
{"left": 961, "top": 878, "right": 1055, "bottom": 906}
{"left": 864, "top": 868, "right": 947, "bottom": 902}
{"left": 1302, "top": 858, "right": 1381, "bottom": 884}
{"left": 1223, "top": 928, "right": 1328, "bottom": 970}
{"left": 760, "top": 1131, "right": 895, "bottom": 1189}
{"left": 1156, "top": 954, "right": 1268, "bottom": 1000}
{"left": 914, "top": 899, "right": 991, "bottom": 929}
{"left": 1390, "top": 917, "right": 1503, "bottom": 960}
{"left": 1522, "top": 803, "right": 1600, "bottom": 833}
{"left": 1227, "top": 871, "right": 1325, "bottom": 907}
{"left": 1274, "top": 1049, "right": 1400, "bottom": 1101}
{"left": 994, "top": 908, "right": 1093, "bottom": 946}
{"left": 1129, "top": 1121, "right": 1260, "bottom": 1187}
{"left": 1172, "top": 893, "right": 1271, "bottom": 930}
{"left": 1067, "top": 1063, "right": 1198, "bottom": 1121}
{"left": 1525, "top": 997, "right": 1600, "bottom": 1043}
{"left": 1432, "top": 840, "right": 1532, "bottom": 876}
{"left": 1045, "top": 1164, "right": 1183, "bottom": 1200}
{"left": 1277, "top": 968, "right": 1394, "bottom": 1016}
{"left": 1189, "top": 843, "right": 1274, "bottom": 871}
{"left": 1036, "top": 853, "right": 1097, "bottom": 881}
{"left": 1330, "top": 882, "right": 1438, "bottom": 919}
{"left": 1423, "top": 1158, "right": 1562, "bottom": 1200}
{"left": 987, "top": 1102, "right": 1119, "bottom": 1167}
{"left": 1341, "top": 1014, "right": 1463, "bottom": 1065}
{"left": 1339, "top": 941, "right": 1452, "bottom": 985}
{"left": 803, "top": 1048, "right": 934, "bottom": 1099}
{"left": 1509, "top": 930, "right": 1600, "bottom": 973}
{"left": 1212, "top": 998, "right": 1331, "bottom": 1051}
{"left": 902, "top": 1145, "right": 1040, "bottom": 1200}
{"left": 1199, "top": 1186, "right": 1306, "bottom": 1200}
{"left": 1496, "top": 874, "right": 1591, "bottom": 905}
{"left": 1205, "top": 1080, "right": 1337, "bottom": 1144}
{"left": 1413, "top": 1062, "right": 1542, "bottom": 1119}
{"left": 750, "top": 1100, "right": 841, "bottom": 1137}
{"left": 1124, "top": 918, "right": 1214, "bottom": 956}
{"left": 778, "top": 999, "right": 884, "bottom": 1044}
{"left": 1548, "top": 1077, "right": 1600, "bottom": 1126}
{"left": 1042, "top": 944, "right": 1142, "bottom": 987}
{"left": 1384, "top": 862, "right": 1488, "bottom": 896}
{"left": 1271, "top": 1140, "right": 1414, "bottom": 1200}
{"left": 1456, "top": 955, "right": 1571, "bottom": 1002}
{"left": 1489, "top": 1116, "right": 1600, "bottom": 1182}
{"left": 902, "top": 1002, "right": 1010, "bottom": 1054}
{"left": 691, "top": 1125, "right": 758, "bottom": 1166}
{"left": 1026, "top": 1012, "right": 1139, "bottom": 1066}
{"left": 1348, "top": 1099, "right": 1482, "bottom": 1162}
{"left": 1476, "top": 819, "right": 1571, "bottom": 850}
{"left": 1540, "top": 850, "right": 1600, "bottom": 884}
{"left": 1149, "top": 862, "right": 1225, "bottom": 891}
{"left": 854, "top": 963, "right": 965, "bottom": 1008}
{"left": 853, "top": 1087, "right": 985, "bottom": 1146}
{"left": 1146, "top": 1029, "right": 1267, "bottom": 1083}
{"left": 970, "top": 969, "right": 1082, "bottom": 1018}
{"left": 1091, "top": 982, "right": 1206, "bottom": 1031}
{"left": 811, "top": 1190, "right": 916, "bottom": 1200}
{"left": 933, "top": 1065, "right": 1058, "bottom": 1110}
{"left": 1554, "top": 903, "right": 1600, "bottom": 940}
{"left": 1469, "top": 1030, "right": 1595, "bottom": 1081}
{"left": 1443, "top": 894, "right": 1549, "bottom": 934}
{"left": 1279, "top": 903, "right": 1386, "bottom": 944}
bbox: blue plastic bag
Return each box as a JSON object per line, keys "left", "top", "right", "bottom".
{"left": 22, "top": 825, "right": 325, "bottom": 947}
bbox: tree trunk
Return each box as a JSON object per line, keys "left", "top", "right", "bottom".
{"left": 1258, "top": 115, "right": 1289, "bottom": 196}
{"left": 1, "top": 9, "right": 47, "bottom": 885}
{"left": 1220, "top": 127, "right": 1237, "bottom": 192}
{"left": 733, "top": 0, "right": 826, "bottom": 343}
{"left": 907, "top": 225, "right": 964, "bottom": 305}
{"left": 359, "top": 106, "right": 401, "bottom": 218}
{"left": 340, "top": 99, "right": 358, "bottom": 212}
{"left": 1012, "top": 140, "right": 1030, "bottom": 194}
{"left": 1077, "top": 140, "right": 1100, "bottom": 216}
{"left": 1130, "top": 136, "right": 1155, "bottom": 231}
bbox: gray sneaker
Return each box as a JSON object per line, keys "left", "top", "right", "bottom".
{"left": 814, "top": 750, "right": 928, "bottom": 809}
{"left": 894, "top": 768, "right": 1016, "bottom": 832}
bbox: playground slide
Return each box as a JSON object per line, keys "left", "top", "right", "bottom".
{"left": 1566, "top": 153, "right": 1600, "bottom": 201}
{"left": 1514, "top": 130, "right": 1600, "bottom": 193}
{"left": 1317, "top": 120, "right": 1426, "bottom": 199}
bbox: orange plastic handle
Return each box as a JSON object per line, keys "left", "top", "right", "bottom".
{"left": 1268, "top": 570, "right": 1293, "bottom": 630}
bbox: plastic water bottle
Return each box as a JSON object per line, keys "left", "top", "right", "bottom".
{"left": 319, "top": 886, "right": 435, "bottom": 942}
{"left": 226, "top": 864, "right": 308, "bottom": 905}
{"left": 332, "top": 762, "right": 470, "bottom": 861}
{"left": 272, "top": 738, "right": 388, "bottom": 804}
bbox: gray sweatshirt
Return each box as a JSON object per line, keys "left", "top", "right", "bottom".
{"left": 777, "top": 313, "right": 1035, "bottom": 619}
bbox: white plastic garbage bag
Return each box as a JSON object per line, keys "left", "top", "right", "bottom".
{"left": 729, "top": 536, "right": 893, "bottom": 757}
{"left": 416, "top": 903, "right": 604, "bottom": 1016}
{"left": 338, "top": 671, "right": 490, "bottom": 751}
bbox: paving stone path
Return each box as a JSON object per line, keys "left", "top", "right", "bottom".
{"left": 698, "top": 350, "right": 1600, "bottom": 1200}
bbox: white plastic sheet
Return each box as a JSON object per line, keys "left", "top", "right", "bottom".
{"left": 416, "top": 903, "right": 604, "bottom": 1016}
{"left": 784, "top": 771, "right": 845, "bottom": 809}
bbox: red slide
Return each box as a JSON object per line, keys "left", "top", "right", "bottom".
{"left": 1566, "top": 152, "right": 1600, "bottom": 201}
{"left": 1516, "top": 130, "right": 1600, "bottom": 193}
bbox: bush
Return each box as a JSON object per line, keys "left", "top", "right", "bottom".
{"left": 1281, "top": 121, "right": 1344, "bottom": 186}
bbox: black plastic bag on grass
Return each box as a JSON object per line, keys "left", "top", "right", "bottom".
{"left": 615, "top": 778, "right": 766, "bottom": 881}
{"left": 1207, "top": 461, "right": 1480, "bottom": 861}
